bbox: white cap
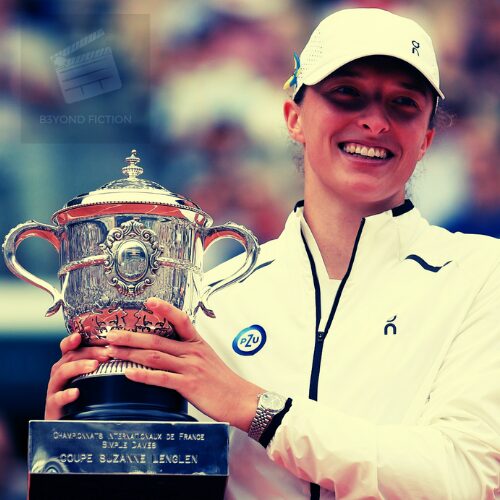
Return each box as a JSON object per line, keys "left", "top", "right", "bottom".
{"left": 284, "top": 8, "right": 444, "bottom": 100}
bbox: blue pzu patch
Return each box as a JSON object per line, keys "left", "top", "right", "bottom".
{"left": 232, "top": 325, "right": 266, "bottom": 356}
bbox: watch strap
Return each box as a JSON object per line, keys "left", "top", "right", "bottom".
{"left": 248, "top": 392, "right": 292, "bottom": 445}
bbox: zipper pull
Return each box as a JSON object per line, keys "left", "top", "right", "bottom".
{"left": 316, "top": 331, "right": 325, "bottom": 342}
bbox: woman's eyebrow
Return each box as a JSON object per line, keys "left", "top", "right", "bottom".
{"left": 330, "top": 69, "right": 360, "bottom": 78}
{"left": 399, "top": 81, "right": 429, "bottom": 97}
{"left": 320, "top": 71, "right": 430, "bottom": 97}
{"left": 316, "top": 70, "right": 359, "bottom": 90}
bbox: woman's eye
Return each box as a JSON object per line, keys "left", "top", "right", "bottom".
{"left": 334, "top": 86, "right": 359, "bottom": 97}
{"left": 394, "top": 96, "right": 418, "bottom": 108}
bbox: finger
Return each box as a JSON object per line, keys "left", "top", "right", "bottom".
{"left": 124, "top": 367, "right": 182, "bottom": 391}
{"left": 58, "top": 347, "right": 111, "bottom": 365}
{"left": 106, "top": 330, "right": 187, "bottom": 356}
{"left": 50, "top": 347, "right": 110, "bottom": 377}
{"left": 47, "top": 359, "right": 99, "bottom": 394}
{"left": 45, "top": 388, "right": 79, "bottom": 420}
{"left": 60, "top": 333, "right": 82, "bottom": 355}
{"left": 146, "top": 298, "right": 200, "bottom": 342}
{"left": 106, "top": 346, "right": 184, "bottom": 373}
{"left": 64, "top": 347, "right": 111, "bottom": 363}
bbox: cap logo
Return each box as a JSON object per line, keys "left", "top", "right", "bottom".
{"left": 412, "top": 40, "right": 420, "bottom": 56}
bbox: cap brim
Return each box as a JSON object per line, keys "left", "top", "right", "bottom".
{"left": 299, "top": 52, "right": 444, "bottom": 99}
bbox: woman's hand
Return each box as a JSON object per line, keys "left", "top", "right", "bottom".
{"left": 106, "top": 298, "right": 263, "bottom": 432}
{"left": 45, "top": 333, "right": 111, "bottom": 420}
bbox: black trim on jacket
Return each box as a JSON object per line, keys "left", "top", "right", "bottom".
{"left": 259, "top": 398, "right": 293, "bottom": 448}
{"left": 301, "top": 219, "right": 366, "bottom": 500}
{"left": 294, "top": 199, "right": 414, "bottom": 217}
{"left": 392, "top": 199, "right": 414, "bottom": 216}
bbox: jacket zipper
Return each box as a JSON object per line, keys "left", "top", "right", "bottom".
{"left": 309, "top": 331, "right": 325, "bottom": 401}
{"left": 302, "top": 219, "right": 366, "bottom": 500}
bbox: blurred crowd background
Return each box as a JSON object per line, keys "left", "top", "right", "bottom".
{"left": 0, "top": 0, "right": 498, "bottom": 497}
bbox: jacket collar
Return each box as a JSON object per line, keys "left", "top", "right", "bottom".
{"left": 280, "top": 200, "right": 425, "bottom": 284}
{"left": 293, "top": 199, "right": 414, "bottom": 217}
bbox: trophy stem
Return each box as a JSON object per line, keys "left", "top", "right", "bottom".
{"left": 63, "top": 361, "right": 196, "bottom": 421}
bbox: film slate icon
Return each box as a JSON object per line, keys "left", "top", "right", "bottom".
{"left": 51, "top": 28, "right": 122, "bottom": 104}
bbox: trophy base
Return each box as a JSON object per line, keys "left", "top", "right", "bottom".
{"left": 63, "top": 373, "right": 195, "bottom": 422}
{"left": 28, "top": 420, "right": 229, "bottom": 500}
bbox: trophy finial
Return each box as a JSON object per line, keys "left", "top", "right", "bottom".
{"left": 122, "top": 149, "right": 143, "bottom": 179}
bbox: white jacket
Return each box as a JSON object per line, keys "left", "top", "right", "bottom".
{"left": 195, "top": 201, "right": 500, "bottom": 499}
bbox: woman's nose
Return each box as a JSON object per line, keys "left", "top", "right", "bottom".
{"left": 357, "top": 104, "right": 390, "bottom": 134}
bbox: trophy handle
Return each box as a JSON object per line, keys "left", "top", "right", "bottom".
{"left": 2, "top": 220, "right": 64, "bottom": 317}
{"left": 198, "top": 222, "right": 259, "bottom": 318}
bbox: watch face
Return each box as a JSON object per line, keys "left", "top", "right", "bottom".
{"left": 262, "top": 392, "right": 286, "bottom": 412}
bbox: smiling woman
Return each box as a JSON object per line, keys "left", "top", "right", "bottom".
{"left": 45, "top": 7, "right": 500, "bottom": 500}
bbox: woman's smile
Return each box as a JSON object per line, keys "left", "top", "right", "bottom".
{"left": 338, "top": 142, "right": 394, "bottom": 161}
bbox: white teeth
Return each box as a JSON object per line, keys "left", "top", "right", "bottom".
{"left": 342, "top": 142, "right": 388, "bottom": 159}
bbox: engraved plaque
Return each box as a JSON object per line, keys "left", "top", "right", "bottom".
{"left": 28, "top": 420, "right": 229, "bottom": 500}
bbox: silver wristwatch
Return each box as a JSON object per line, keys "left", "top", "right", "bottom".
{"left": 248, "top": 392, "right": 288, "bottom": 442}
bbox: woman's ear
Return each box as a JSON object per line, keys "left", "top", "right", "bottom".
{"left": 284, "top": 100, "right": 305, "bottom": 144}
{"left": 417, "top": 128, "right": 436, "bottom": 161}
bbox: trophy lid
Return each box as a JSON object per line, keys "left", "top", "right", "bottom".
{"left": 52, "top": 149, "right": 211, "bottom": 226}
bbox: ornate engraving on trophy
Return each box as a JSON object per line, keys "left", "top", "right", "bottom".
{"left": 117, "top": 240, "right": 148, "bottom": 281}
{"left": 100, "top": 218, "right": 163, "bottom": 296}
{"left": 67, "top": 305, "right": 175, "bottom": 344}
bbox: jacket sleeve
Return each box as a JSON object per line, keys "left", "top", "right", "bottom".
{"left": 266, "top": 263, "right": 500, "bottom": 499}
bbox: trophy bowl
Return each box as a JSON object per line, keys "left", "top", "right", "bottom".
{"left": 3, "top": 149, "right": 259, "bottom": 421}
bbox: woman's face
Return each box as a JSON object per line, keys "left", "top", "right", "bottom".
{"left": 285, "top": 57, "right": 436, "bottom": 211}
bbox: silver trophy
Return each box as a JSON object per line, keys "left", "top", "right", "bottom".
{"left": 3, "top": 149, "right": 259, "bottom": 420}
